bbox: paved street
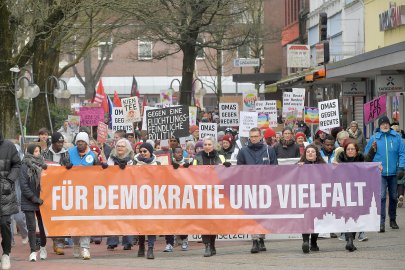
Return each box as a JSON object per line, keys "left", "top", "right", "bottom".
{"left": 7, "top": 207, "right": 405, "bottom": 270}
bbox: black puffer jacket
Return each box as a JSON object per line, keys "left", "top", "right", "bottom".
{"left": 19, "top": 161, "right": 42, "bottom": 212}
{"left": 0, "top": 132, "right": 21, "bottom": 216}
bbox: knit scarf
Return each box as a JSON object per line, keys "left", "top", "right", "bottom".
{"left": 279, "top": 137, "right": 295, "bottom": 149}
{"left": 347, "top": 128, "right": 360, "bottom": 139}
{"left": 22, "top": 153, "right": 45, "bottom": 188}
{"left": 111, "top": 155, "right": 132, "bottom": 166}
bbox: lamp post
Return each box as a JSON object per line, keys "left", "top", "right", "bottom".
{"left": 9, "top": 66, "right": 40, "bottom": 147}
{"left": 44, "top": 76, "right": 71, "bottom": 134}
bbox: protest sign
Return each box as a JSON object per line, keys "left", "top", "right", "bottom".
{"left": 189, "top": 106, "right": 197, "bottom": 126}
{"left": 79, "top": 107, "right": 104, "bottom": 127}
{"left": 363, "top": 95, "right": 387, "bottom": 125}
{"left": 41, "top": 163, "right": 381, "bottom": 236}
{"left": 97, "top": 122, "right": 108, "bottom": 144}
{"left": 121, "top": 96, "right": 141, "bottom": 123}
{"left": 318, "top": 99, "right": 340, "bottom": 131}
{"left": 199, "top": 123, "right": 217, "bottom": 141}
{"left": 239, "top": 111, "right": 258, "bottom": 137}
{"left": 242, "top": 91, "right": 257, "bottom": 112}
{"left": 282, "top": 92, "right": 293, "bottom": 117}
{"left": 255, "top": 100, "right": 277, "bottom": 128}
{"left": 291, "top": 88, "right": 305, "bottom": 118}
{"left": 67, "top": 115, "right": 80, "bottom": 134}
{"left": 111, "top": 107, "right": 133, "bottom": 133}
{"left": 160, "top": 89, "right": 173, "bottom": 105}
{"left": 141, "top": 106, "right": 157, "bottom": 130}
{"left": 146, "top": 106, "right": 189, "bottom": 140}
{"left": 304, "top": 107, "right": 319, "bottom": 124}
{"left": 219, "top": 103, "right": 239, "bottom": 126}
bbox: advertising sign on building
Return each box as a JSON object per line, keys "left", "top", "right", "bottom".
{"left": 342, "top": 81, "right": 366, "bottom": 96}
{"left": 318, "top": 99, "right": 340, "bottom": 131}
{"left": 219, "top": 103, "right": 239, "bottom": 126}
{"left": 287, "top": 44, "right": 310, "bottom": 68}
{"left": 233, "top": 58, "right": 260, "bottom": 67}
{"left": 376, "top": 75, "right": 405, "bottom": 93}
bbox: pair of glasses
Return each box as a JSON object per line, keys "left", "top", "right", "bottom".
{"left": 140, "top": 150, "right": 149, "bottom": 153}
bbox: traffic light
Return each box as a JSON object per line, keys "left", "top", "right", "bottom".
{"left": 319, "top": 12, "right": 327, "bottom": 41}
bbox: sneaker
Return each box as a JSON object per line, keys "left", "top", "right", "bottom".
{"left": 358, "top": 232, "right": 368, "bottom": 242}
{"left": 39, "top": 246, "right": 47, "bottom": 260}
{"left": 163, "top": 243, "right": 173, "bottom": 252}
{"left": 398, "top": 195, "right": 404, "bottom": 208}
{"left": 53, "top": 244, "right": 65, "bottom": 255}
{"left": 73, "top": 245, "right": 80, "bottom": 258}
{"left": 1, "top": 254, "right": 11, "bottom": 269}
{"left": 22, "top": 236, "right": 29, "bottom": 245}
{"left": 82, "top": 248, "right": 91, "bottom": 260}
{"left": 181, "top": 240, "right": 189, "bottom": 251}
{"left": 338, "top": 233, "right": 346, "bottom": 241}
{"left": 29, "top": 252, "right": 37, "bottom": 262}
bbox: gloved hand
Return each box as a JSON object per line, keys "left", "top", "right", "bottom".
{"left": 65, "top": 163, "right": 73, "bottom": 170}
{"left": 172, "top": 163, "right": 180, "bottom": 169}
{"left": 32, "top": 197, "right": 44, "bottom": 205}
{"left": 183, "top": 162, "right": 190, "bottom": 168}
{"left": 119, "top": 163, "right": 126, "bottom": 170}
{"left": 41, "top": 164, "right": 48, "bottom": 170}
{"left": 397, "top": 167, "right": 404, "bottom": 180}
{"left": 223, "top": 162, "right": 231, "bottom": 168}
{"left": 101, "top": 163, "right": 109, "bottom": 169}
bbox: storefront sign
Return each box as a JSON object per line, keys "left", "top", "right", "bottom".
{"left": 376, "top": 75, "right": 405, "bottom": 93}
{"left": 233, "top": 58, "right": 260, "bottom": 67}
{"left": 379, "top": 4, "right": 405, "bottom": 31}
{"left": 287, "top": 45, "right": 310, "bottom": 68}
{"left": 342, "top": 81, "right": 366, "bottom": 96}
{"left": 363, "top": 95, "right": 387, "bottom": 125}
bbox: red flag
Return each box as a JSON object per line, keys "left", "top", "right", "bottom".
{"left": 113, "top": 91, "right": 122, "bottom": 107}
{"left": 93, "top": 79, "right": 109, "bottom": 113}
{"left": 131, "top": 76, "right": 140, "bottom": 97}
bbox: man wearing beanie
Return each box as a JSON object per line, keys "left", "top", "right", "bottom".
{"left": 42, "top": 132, "right": 70, "bottom": 255}
{"left": 365, "top": 115, "right": 405, "bottom": 232}
{"left": 67, "top": 132, "right": 99, "bottom": 260}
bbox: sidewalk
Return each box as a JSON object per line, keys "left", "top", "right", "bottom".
{"left": 8, "top": 208, "right": 405, "bottom": 270}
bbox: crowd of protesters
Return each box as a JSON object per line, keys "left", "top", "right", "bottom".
{"left": 0, "top": 110, "right": 404, "bottom": 268}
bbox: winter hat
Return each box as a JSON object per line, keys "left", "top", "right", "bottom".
{"left": 51, "top": 132, "right": 65, "bottom": 144}
{"left": 195, "top": 140, "right": 204, "bottom": 149}
{"left": 263, "top": 128, "right": 276, "bottom": 139}
{"left": 222, "top": 134, "right": 233, "bottom": 144}
{"left": 378, "top": 116, "right": 390, "bottom": 127}
{"left": 189, "top": 125, "right": 199, "bottom": 134}
{"left": 139, "top": 142, "right": 154, "bottom": 155}
{"left": 75, "top": 132, "right": 90, "bottom": 145}
{"left": 90, "top": 145, "right": 101, "bottom": 156}
{"left": 295, "top": 132, "right": 306, "bottom": 140}
{"left": 282, "top": 126, "right": 293, "bottom": 134}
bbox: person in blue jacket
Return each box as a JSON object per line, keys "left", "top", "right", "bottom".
{"left": 364, "top": 115, "right": 405, "bottom": 232}
{"left": 66, "top": 132, "right": 100, "bottom": 260}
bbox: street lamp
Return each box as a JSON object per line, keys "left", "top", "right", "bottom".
{"left": 9, "top": 66, "right": 40, "bottom": 147}
{"left": 45, "top": 76, "right": 71, "bottom": 133}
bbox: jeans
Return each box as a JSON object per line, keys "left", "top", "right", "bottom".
{"left": 381, "top": 175, "right": 398, "bottom": 224}
{"left": 25, "top": 211, "right": 47, "bottom": 252}
{"left": 0, "top": 215, "right": 12, "bottom": 255}
{"left": 138, "top": 235, "right": 156, "bottom": 248}
{"left": 11, "top": 211, "right": 28, "bottom": 239}
{"left": 72, "top": 236, "right": 90, "bottom": 249}
{"left": 106, "top": 236, "right": 134, "bottom": 246}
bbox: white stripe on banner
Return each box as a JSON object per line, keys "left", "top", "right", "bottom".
{"left": 51, "top": 214, "right": 305, "bottom": 221}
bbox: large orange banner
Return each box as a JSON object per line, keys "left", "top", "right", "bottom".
{"left": 41, "top": 163, "right": 381, "bottom": 236}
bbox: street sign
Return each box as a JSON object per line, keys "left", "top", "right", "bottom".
{"left": 233, "top": 58, "right": 260, "bottom": 67}
{"left": 342, "top": 81, "right": 366, "bottom": 96}
{"left": 287, "top": 44, "right": 310, "bottom": 68}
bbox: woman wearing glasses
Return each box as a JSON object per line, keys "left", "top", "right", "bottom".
{"left": 335, "top": 139, "right": 377, "bottom": 251}
{"left": 193, "top": 136, "right": 226, "bottom": 257}
{"left": 133, "top": 142, "right": 160, "bottom": 259}
{"left": 105, "top": 138, "right": 135, "bottom": 251}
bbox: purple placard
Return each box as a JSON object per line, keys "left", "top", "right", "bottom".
{"left": 217, "top": 163, "right": 381, "bottom": 233}
{"left": 364, "top": 95, "right": 386, "bottom": 125}
{"left": 79, "top": 107, "right": 105, "bottom": 126}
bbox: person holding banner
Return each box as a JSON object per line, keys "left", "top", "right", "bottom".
{"left": 299, "top": 144, "right": 325, "bottom": 253}
{"left": 66, "top": 132, "right": 100, "bottom": 260}
{"left": 193, "top": 136, "right": 227, "bottom": 257}
{"left": 105, "top": 139, "right": 135, "bottom": 251}
{"left": 236, "top": 127, "right": 278, "bottom": 254}
{"left": 364, "top": 116, "right": 405, "bottom": 232}
{"left": 19, "top": 144, "right": 48, "bottom": 262}
{"left": 133, "top": 142, "right": 160, "bottom": 259}
{"left": 219, "top": 134, "right": 239, "bottom": 164}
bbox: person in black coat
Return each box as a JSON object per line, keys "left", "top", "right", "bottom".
{"left": 0, "top": 131, "right": 21, "bottom": 269}
{"left": 19, "top": 144, "right": 48, "bottom": 262}
{"left": 298, "top": 144, "right": 325, "bottom": 253}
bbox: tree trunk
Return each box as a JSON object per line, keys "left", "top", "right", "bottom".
{"left": 84, "top": 51, "right": 96, "bottom": 100}
{"left": 216, "top": 49, "right": 223, "bottom": 104}
{"left": 180, "top": 43, "right": 197, "bottom": 106}
{"left": 29, "top": 35, "right": 60, "bottom": 134}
